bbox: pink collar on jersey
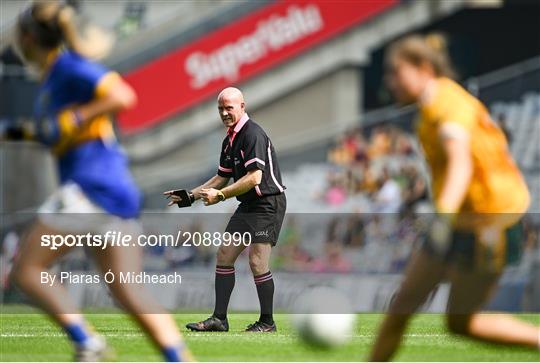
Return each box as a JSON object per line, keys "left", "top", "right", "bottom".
{"left": 227, "top": 113, "right": 249, "bottom": 145}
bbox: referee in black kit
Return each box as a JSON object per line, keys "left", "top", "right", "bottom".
{"left": 165, "top": 87, "right": 286, "bottom": 332}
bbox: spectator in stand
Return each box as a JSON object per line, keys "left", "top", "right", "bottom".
{"left": 117, "top": 1, "right": 147, "bottom": 38}
{"left": 328, "top": 135, "right": 354, "bottom": 166}
{"left": 273, "top": 217, "right": 312, "bottom": 272}
{"left": 343, "top": 214, "right": 366, "bottom": 248}
{"left": 368, "top": 126, "right": 393, "bottom": 159}
{"left": 393, "top": 133, "right": 415, "bottom": 156}
{"left": 374, "top": 168, "right": 402, "bottom": 213}
{"left": 343, "top": 128, "right": 368, "bottom": 164}
{"left": 360, "top": 165, "right": 380, "bottom": 195}
{"left": 325, "top": 172, "right": 347, "bottom": 205}
{"left": 310, "top": 242, "right": 352, "bottom": 273}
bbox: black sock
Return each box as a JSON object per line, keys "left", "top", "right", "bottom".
{"left": 254, "top": 271, "right": 274, "bottom": 325}
{"left": 213, "top": 265, "right": 235, "bottom": 320}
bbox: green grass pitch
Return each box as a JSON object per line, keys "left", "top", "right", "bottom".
{"left": 1, "top": 310, "right": 538, "bottom": 361}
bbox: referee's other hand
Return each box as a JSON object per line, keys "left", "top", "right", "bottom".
{"left": 163, "top": 190, "right": 181, "bottom": 207}
{"left": 200, "top": 188, "right": 220, "bottom": 206}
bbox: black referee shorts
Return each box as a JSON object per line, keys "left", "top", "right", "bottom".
{"left": 225, "top": 193, "right": 286, "bottom": 246}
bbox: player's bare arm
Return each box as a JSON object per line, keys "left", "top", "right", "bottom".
{"left": 77, "top": 77, "right": 137, "bottom": 122}
{"left": 436, "top": 123, "right": 473, "bottom": 213}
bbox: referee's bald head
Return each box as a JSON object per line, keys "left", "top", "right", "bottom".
{"left": 217, "top": 87, "right": 245, "bottom": 103}
{"left": 217, "top": 87, "right": 245, "bottom": 128}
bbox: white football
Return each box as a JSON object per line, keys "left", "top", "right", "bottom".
{"left": 292, "top": 286, "right": 356, "bottom": 348}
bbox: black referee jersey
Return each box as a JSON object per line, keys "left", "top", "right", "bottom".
{"left": 217, "top": 114, "right": 286, "bottom": 203}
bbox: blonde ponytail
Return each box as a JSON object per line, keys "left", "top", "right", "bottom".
{"left": 56, "top": 4, "right": 114, "bottom": 60}
{"left": 424, "top": 33, "right": 446, "bottom": 52}
{"left": 386, "top": 33, "right": 456, "bottom": 79}
{"left": 424, "top": 33, "right": 455, "bottom": 78}
{"left": 18, "top": 0, "right": 113, "bottom": 60}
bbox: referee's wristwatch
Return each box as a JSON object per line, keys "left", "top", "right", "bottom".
{"left": 217, "top": 190, "right": 226, "bottom": 202}
{"left": 188, "top": 191, "right": 195, "bottom": 204}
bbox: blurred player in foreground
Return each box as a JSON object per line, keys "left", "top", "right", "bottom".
{"left": 5, "top": 1, "right": 191, "bottom": 361}
{"left": 369, "top": 34, "right": 540, "bottom": 361}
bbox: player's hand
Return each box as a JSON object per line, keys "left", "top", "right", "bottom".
{"left": 476, "top": 224, "right": 502, "bottom": 249}
{"left": 200, "top": 188, "right": 221, "bottom": 206}
{"left": 1, "top": 118, "right": 35, "bottom": 141}
{"left": 474, "top": 223, "right": 505, "bottom": 272}
{"left": 0, "top": 120, "right": 20, "bottom": 141}
{"left": 36, "top": 109, "right": 82, "bottom": 146}
{"left": 429, "top": 213, "right": 453, "bottom": 255}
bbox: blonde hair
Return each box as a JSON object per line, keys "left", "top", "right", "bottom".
{"left": 17, "top": 0, "right": 112, "bottom": 59}
{"left": 386, "top": 33, "right": 456, "bottom": 79}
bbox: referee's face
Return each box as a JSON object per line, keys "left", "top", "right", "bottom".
{"left": 218, "top": 96, "right": 244, "bottom": 129}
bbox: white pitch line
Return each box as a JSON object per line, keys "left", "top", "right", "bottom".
{"left": 0, "top": 332, "right": 145, "bottom": 337}
{"left": 1, "top": 332, "right": 447, "bottom": 338}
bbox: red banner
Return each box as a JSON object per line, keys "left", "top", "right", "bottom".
{"left": 118, "top": 0, "right": 397, "bottom": 134}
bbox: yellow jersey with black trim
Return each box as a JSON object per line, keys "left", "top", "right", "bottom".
{"left": 416, "top": 77, "right": 530, "bottom": 215}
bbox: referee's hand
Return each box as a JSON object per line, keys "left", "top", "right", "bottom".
{"left": 200, "top": 188, "right": 221, "bottom": 206}
{"left": 163, "top": 190, "right": 181, "bottom": 206}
